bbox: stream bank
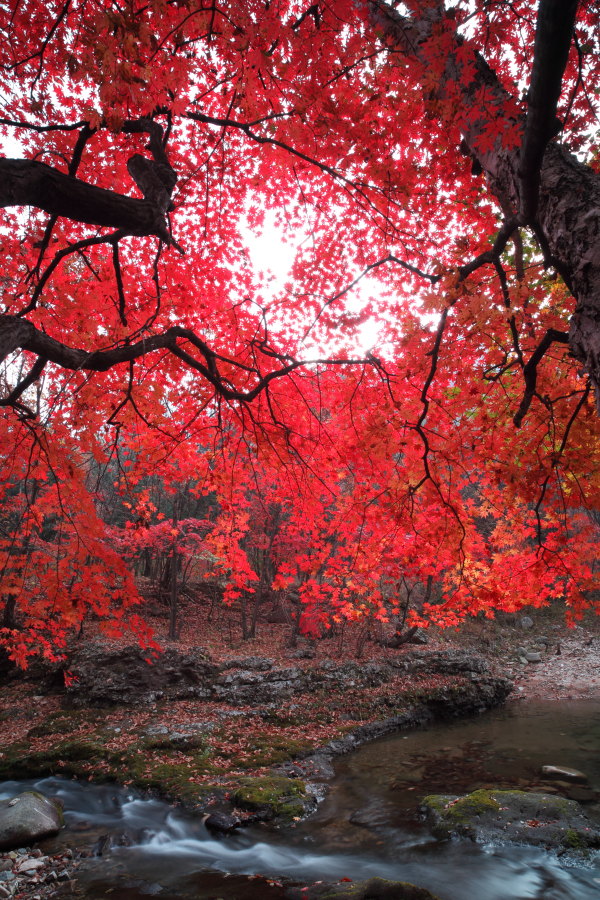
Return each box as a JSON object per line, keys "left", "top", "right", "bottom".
{"left": 0, "top": 647, "right": 511, "bottom": 824}
{"left": 2, "top": 606, "right": 599, "bottom": 898}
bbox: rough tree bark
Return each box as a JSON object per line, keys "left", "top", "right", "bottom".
{"left": 370, "top": 0, "right": 600, "bottom": 405}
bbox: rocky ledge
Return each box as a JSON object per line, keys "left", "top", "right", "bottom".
{"left": 57, "top": 644, "right": 510, "bottom": 711}
{"left": 1, "top": 646, "right": 512, "bottom": 828}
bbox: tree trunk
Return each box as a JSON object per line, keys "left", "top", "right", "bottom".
{"left": 168, "top": 499, "right": 179, "bottom": 641}
{"left": 370, "top": 0, "right": 600, "bottom": 401}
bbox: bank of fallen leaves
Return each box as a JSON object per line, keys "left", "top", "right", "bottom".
{"left": 0, "top": 599, "right": 483, "bottom": 796}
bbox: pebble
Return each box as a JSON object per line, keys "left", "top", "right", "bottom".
{"left": 0, "top": 848, "right": 79, "bottom": 899}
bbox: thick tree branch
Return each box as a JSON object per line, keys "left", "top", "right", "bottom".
{"left": 513, "top": 328, "right": 570, "bottom": 428}
{"left": 519, "top": 0, "right": 579, "bottom": 222}
{"left": 0, "top": 315, "right": 369, "bottom": 408}
{"left": 371, "top": 0, "right": 600, "bottom": 414}
{"left": 0, "top": 158, "right": 169, "bottom": 239}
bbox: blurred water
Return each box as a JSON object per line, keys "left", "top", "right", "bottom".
{"left": 2, "top": 700, "right": 600, "bottom": 898}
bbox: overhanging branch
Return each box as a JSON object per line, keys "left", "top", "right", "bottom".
{"left": 0, "top": 158, "right": 167, "bottom": 238}
{"left": 0, "top": 315, "right": 370, "bottom": 409}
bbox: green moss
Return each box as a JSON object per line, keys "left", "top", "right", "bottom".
{"left": 314, "top": 878, "right": 440, "bottom": 899}
{"left": 563, "top": 828, "right": 588, "bottom": 850}
{"left": 0, "top": 738, "right": 107, "bottom": 780}
{"left": 27, "top": 709, "right": 103, "bottom": 737}
{"left": 422, "top": 789, "right": 502, "bottom": 825}
{"left": 231, "top": 775, "right": 309, "bottom": 820}
{"left": 126, "top": 760, "right": 213, "bottom": 804}
{"left": 141, "top": 733, "right": 208, "bottom": 752}
{"left": 221, "top": 735, "right": 311, "bottom": 769}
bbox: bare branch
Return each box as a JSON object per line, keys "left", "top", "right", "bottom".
{"left": 513, "top": 328, "right": 570, "bottom": 427}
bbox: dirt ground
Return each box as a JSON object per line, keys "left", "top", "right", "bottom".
{"left": 432, "top": 607, "right": 600, "bottom": 702}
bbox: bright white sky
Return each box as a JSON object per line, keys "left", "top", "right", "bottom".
{"left": 242, "top": 212, "right": 385, "bottom": 356}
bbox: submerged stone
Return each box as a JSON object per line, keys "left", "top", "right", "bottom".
{"left": 285, "top": 877, "right": 440, "bottom": 899}
{"left": 541, "top": 765, "right": 589, "bottom": 784}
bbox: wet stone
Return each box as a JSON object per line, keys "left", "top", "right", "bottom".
{"left": 541, "top": 765, "right": 589, "bottom": 784}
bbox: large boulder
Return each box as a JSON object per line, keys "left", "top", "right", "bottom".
{"left": 421, "top": 788, "right": 600, "bottom": 852}
{"left": 0, "top": 791, "right": 63, "bottom": 851}
{"left": 65, "top": 645, "right": 218, "bottom": 706}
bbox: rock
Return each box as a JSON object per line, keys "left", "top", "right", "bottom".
{"left": 220, "top": 656, "right": 274, "bottom": 671}
{"left": 0, "top": 793, "right": 63, "bottom": 851}
{"left": 59, "top": 643, "right": 510, "bottom": 716}
{"left": 565, "top": 786, "right": 597, "bottom": 803}
{"left": 541, "top": 765, "right": 589, "bottom": 784}
{"left": 520, "top": 616, "right": 534, "bottom": 630}
{"left": 16, "top": 855, "right": 46, "bottom": 872}
{"left": 408, "top": 629, "right": 429, "bottom": 645}
{"left": 202, "top": 812, "right": 241, "bottom": 833}
{"left": 388, "top": 649, "right": 490, "bottom": 676}
{"left": 524, "top": 651, "right": 542, "bottom": 663}
{"left": 92, "top": 832, "right": 132, "bottom": 856}
{"left": 421, "top": 788, "right": 600, "bottom": 852}
{"left": 285, "top": 877, "right": 441, "bottom": 899}
{"left": 65, "top": 644, "right": 218, "bottom": 707}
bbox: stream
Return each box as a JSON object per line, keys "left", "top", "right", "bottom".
{"left": 3, "top": 700, "right": 600, "bottom": 899}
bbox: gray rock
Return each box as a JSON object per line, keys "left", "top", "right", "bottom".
{"left": 65, "top": 645, "right": 218, "bottom": 707}
{"left": 524, "top": 651, "right": 542, "bottom": 663}
{"left": 202, "top": 812, "right": 241, "bottom": 833}
{"left": 285, "top": 877, "right": 440, "bottom": 899}
{"left": 63, "top": 643, "right": 509, "bottom": 710}
{"left": 0, "top": 792, "right": 63, "bottom": 851}
{"left": 388, "top": 649, "right": 490, "bottom": 676}
{"left": 408, "top": 629, "right": 429, "bottom": 645}
{"left": 520, "top": 616, "right": 534, "bottom": 630}
{"left": 220, "top": 656, "right": 274, "bottom": 671}
{"left": 421, "top": 788, "right": 600, "bottom": 852}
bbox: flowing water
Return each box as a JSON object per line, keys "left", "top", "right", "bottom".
{"left": 3, "top": 700, "right": 600, "bottom": 898}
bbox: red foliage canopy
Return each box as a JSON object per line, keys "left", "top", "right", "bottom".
{"left": 0, "top": 0, "right": 599, "bottom": 663}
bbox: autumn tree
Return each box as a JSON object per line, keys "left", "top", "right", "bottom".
{"left": 0, "top": 0, "right": 599, "bottom": 661}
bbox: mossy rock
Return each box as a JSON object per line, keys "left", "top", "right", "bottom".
{"left": 221, "top": 735, "right": 311, "bottom": 769}
{"left": 141, "top": 733, "right": 208, "bottom": 752}
{"left": 285, "top": 877, "right": 440, "bottom": 899}
{"left": 0, "top": 739, "right": 107, "bottom": 780}
{"left": 422, "top": 788, "right": 600, "bottom": 852}
{"left": 231, "top": 775, "right": 313, "bottom": 821}
{"left": 27, "top": 709, "right": 103, "bottom": 738}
